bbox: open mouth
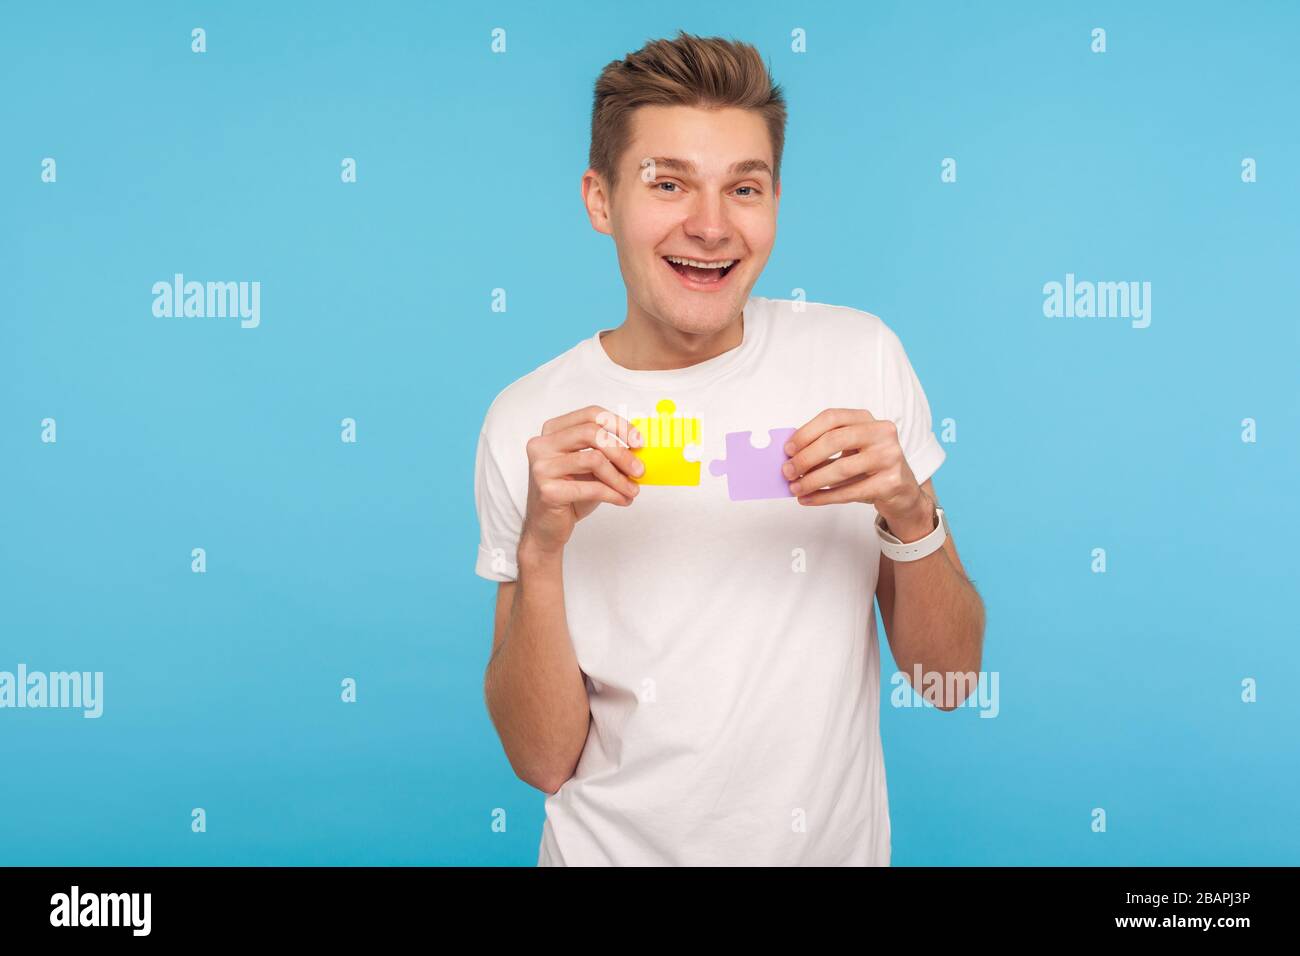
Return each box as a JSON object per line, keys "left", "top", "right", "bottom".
{"left": 662, "top": 255, "right": 739, "bottom": 288}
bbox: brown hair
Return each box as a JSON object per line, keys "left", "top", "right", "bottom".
{"left": 588, "top": 31, "right": 787, "bottom": 193}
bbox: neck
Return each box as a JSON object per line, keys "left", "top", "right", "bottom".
{"left": 599, "top": 304, "right": 745, "bottom": 372}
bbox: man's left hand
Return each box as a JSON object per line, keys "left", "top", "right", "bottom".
{"left": 782, "top": 408, "right": 935, "bottom": 541}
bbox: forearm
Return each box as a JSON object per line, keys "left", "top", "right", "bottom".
{"left": 484, "top": 541, "right": 591, "bottom": 793}
{"left": 885, "top": 525, "right": 985, "bottom": 708}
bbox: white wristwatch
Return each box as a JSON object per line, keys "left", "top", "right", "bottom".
{"left": 875, "top": 506, "right": 948, "bottom": 562}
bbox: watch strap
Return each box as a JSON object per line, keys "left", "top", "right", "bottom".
{"left": 876, "top": 507, "right": 948, "bottom": 562}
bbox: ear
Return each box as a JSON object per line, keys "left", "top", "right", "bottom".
{"left": 581, "top": 169, "right": 614, "bottom": 236}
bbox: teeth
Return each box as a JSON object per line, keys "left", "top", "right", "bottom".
{"left": 665, "top": 256, "right": 736, "bottom": 269}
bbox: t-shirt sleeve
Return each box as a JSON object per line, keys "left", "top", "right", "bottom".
{"left": 877, "top": 322, "right": 946, "bottom": 487}
{"left": 473, "top": 422, "right": 525, "bottom": 583}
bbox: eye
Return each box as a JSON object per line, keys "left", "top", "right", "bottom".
{"left": 734, "top": 185, "right": 760, "bottom": 198}
{"left": 655, "top": 181, "right": 679, "bottom": 193}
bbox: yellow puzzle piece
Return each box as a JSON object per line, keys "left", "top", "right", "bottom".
{"left": 631, "top": 398, "right": 701, "bottom": 486}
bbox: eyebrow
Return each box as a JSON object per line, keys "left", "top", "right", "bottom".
{"left": 647, "top": 157, "right": 773, "bottom": 179}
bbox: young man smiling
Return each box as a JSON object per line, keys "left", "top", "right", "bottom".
{"left": 474, "top": 32, "right": 985, "bottom": 866}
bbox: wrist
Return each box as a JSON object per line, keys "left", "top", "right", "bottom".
{"left": 517, "top": 532, "right": 565, "bottom": 571}
{"left": 881, "top": 495, "right": 936, "bottom": 544}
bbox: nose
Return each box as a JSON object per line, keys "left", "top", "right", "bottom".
{"left": 682, "top": 189, "right": 731, "bottom": 248}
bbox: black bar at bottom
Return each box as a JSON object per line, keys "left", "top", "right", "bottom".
{"left": 0, "top": 865, "right": 1286, "bottom": 940}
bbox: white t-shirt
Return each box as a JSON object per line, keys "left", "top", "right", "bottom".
{"left": 473, "top": 295, "right": 946, "bottom": 865}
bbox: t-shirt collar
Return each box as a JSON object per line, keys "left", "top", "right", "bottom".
{"left": 580, "top": 296, "right": 766, "bottom": 389}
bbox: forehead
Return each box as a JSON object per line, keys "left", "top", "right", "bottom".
{"left": 622, "top": 105, "right": 773, "bottom": 174}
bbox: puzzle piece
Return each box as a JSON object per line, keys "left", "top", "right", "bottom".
{"left": 708, "top": 427, "right": 798, "bottom": 501}
{"left": 631, "top": 398, "right": 701, "bottom": 485}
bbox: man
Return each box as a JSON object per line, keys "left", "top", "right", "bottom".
{"left": 473, "top": 31, "right": 985, "bottom": 866}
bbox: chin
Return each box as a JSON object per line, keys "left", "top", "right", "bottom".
{"left": 656, "top": 272, "right": 751, "bottom": 331}
{"left": 658, "top": 296, "right": 742, "bottom": 335}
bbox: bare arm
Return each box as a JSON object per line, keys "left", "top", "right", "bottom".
{"left": 482, "top": 406, "right": 644, "bottom": 793}
{"left": 875, "top": 478, "right": 986, "bottom": 709}
{"left": 483, "top": 554, "right": 590, "bottom": 794}
{"left": 778, "top": 409, "right": 984, "bottom": 709}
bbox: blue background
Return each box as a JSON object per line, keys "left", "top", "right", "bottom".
{"left": 2, "top": 0, "right": 1296, "bottom": 865}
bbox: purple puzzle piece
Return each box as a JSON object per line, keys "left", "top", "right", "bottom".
{"left": 708, "top": 428, "right": 798, "bottom": 501}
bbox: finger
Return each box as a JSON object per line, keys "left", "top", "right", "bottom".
{"left": 789, "top": 447, "right": 881, "bottom": 495}
{"left": 796, "top": 464, "right": 914, "bottom": 507}
{"left": 535, "top": 447, "right": 641, "bottom": 499}
{"left": 783, "top": 408, "right": 874, "bottom": 459}
{"left": 800, "top": 447, "right": 858, "bottom": 479}
{"left": 534, "top": 421, "right": 646, "bottom": 479}
{"left": 529, "top": 423, "right": 646, "bottom": 486}
{"left": 571, "top": 422, "right": 647, "bottom": 480}
{"left": 593, "top": 408, "right": 644, "bottom": 450}
{"left": 785, "top": 422, "right": 872, "bottom": 481}
{"left": 796, "top": 457, "right": 869, "bottom": 497}
{"left": 573, "top": 448, "right": 642, "bottom": 500}
{"left": 542, "top": 474, "right": 633, "bottom": 508}
{"left": 796, "top": 474, "right": 880, "bottom": 506}
{"left": 540, "top": 405, "right": 610, "bottom": 436}
{"left": 541, "top": 405, "right": 643, "bottom": 448}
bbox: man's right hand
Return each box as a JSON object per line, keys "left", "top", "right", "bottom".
{"left": 519, "top": 405, "right": 645, "bottom": 557}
